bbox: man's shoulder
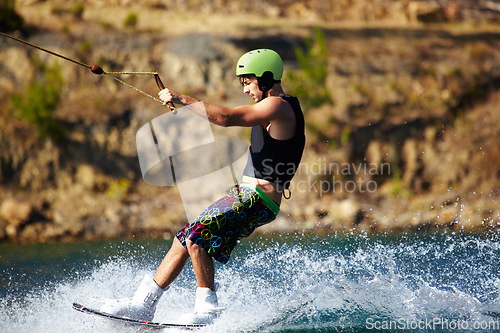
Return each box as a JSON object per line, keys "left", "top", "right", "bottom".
{"left": 255, "top": 96, "right": 294, "bottom": 125}
{"left": 262, "top": 95, "right": 294, "bottom": 109}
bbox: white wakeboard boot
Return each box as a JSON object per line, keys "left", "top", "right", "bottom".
{"left": 177, "top": 285, "right": 223, "bottom": 325}
{"left": 100, "top": 274, "right": 166, "bottom": 321}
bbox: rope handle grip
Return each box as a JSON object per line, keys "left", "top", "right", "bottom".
{"left": 154, "top": 74, "right": 175, "bottom": 110}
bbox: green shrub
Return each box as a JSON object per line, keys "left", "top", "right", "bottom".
{"left": 71, "top": 3, "right": 85, "bottom": 19}
{"left": 9, "top": 60, "right": 66, "bottom": 141}
{"left": 105, "top": 178, "right": 131, "bottom": 199}
{"left": 52, "top": 2, "right": 85, "bottom": 19}
{"left": 124, "top": 12, "right": 138, "bottom": 28}
{"left": 77, "top": 39, "right": 93, "bottom": 63}
{"left": 285, "top": 27, "right": 332, "bottom": 111}
{"left": 386, "top": 165, "right": 410, "bottom": 198}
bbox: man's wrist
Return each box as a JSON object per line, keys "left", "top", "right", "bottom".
{"left": 182, "top": 95, "right": 199, "bottom": 105}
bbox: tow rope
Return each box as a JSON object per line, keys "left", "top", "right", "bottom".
{"left": 1, "top": 31, "right": 175, "bottom": 111}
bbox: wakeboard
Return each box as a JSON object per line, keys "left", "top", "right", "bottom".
{"left": 73, "top": 302, "right": 206, "bottom": 330}
{"left": 482, "top": 304, "right": 500, "bottom": 319}
{"left": 483, "top": 310, "right": 500, "bottom": 318}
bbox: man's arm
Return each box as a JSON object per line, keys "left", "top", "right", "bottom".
{"left": 158, "top": 88, "right": 285, "bottom": 128}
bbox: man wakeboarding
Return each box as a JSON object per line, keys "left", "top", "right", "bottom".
{"left": 99, "top": 49, "right": 306, "bottom": 325}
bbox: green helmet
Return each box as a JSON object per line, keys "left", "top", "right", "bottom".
{"left": 235, "top": 49, "right": 283, "bottom": 80}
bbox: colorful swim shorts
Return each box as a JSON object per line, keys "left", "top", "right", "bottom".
{"left": 176, "top": 184, "right": 280, "bottom": 264}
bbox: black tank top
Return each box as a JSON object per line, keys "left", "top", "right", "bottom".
{"left": 243, "top": 95, "right": 305, "bottom": 190}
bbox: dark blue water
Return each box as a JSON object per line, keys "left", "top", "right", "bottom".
{"left": 1, "top": 232, "right": 499, "bottom": 332}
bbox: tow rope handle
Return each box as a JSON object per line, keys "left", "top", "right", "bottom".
{"left": 153, "top": 74, "right": 176, "bottom": 111}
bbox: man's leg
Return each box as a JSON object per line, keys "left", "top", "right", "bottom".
{"left": 186, "top": 239, "right": 215, "bottom": 290}
{"left": 99, "top": 238, "right": 188, "bottom": 320}
{"left": 154, "top": 237, "right": 190, "bottom": 289}
{"left": 179, "top": 239, "right": 220, "bottom": 325}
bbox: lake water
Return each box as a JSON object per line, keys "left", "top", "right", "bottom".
{"left": 1, "top": 231, "right": 499, "bottom": 332}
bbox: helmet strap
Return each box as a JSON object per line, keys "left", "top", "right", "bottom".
{"left": 257, "top": 71, "right": 276, "bottom": 93}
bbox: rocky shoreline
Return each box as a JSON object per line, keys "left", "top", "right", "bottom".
{"left": 1, "top": 1, "right": 499, "bottom": 243}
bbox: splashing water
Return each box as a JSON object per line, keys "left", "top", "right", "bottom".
{"left": 1, "top": 232, "right": 499, "bottom": 332}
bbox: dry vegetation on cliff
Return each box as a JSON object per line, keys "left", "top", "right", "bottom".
{"left": 0, "top": 0, "right": 499, "bottom": 242}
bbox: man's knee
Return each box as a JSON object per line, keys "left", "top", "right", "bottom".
{"left": 186, "top": 239, "right": 201, "bottom": 253}
{"left": 186, "top": 240, "right": 211, "bottom": 258}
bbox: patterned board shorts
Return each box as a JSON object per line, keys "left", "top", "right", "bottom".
{"left": 176, "top": 184, "right": 280, "bottom": 264}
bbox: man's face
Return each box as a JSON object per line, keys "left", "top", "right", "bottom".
{"left": 240, "top": 76, "right": 263, "bottom": 102}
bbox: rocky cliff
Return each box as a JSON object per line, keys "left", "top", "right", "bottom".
{"left": 1, "top": 0, "right": 499, "bottom": 243}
